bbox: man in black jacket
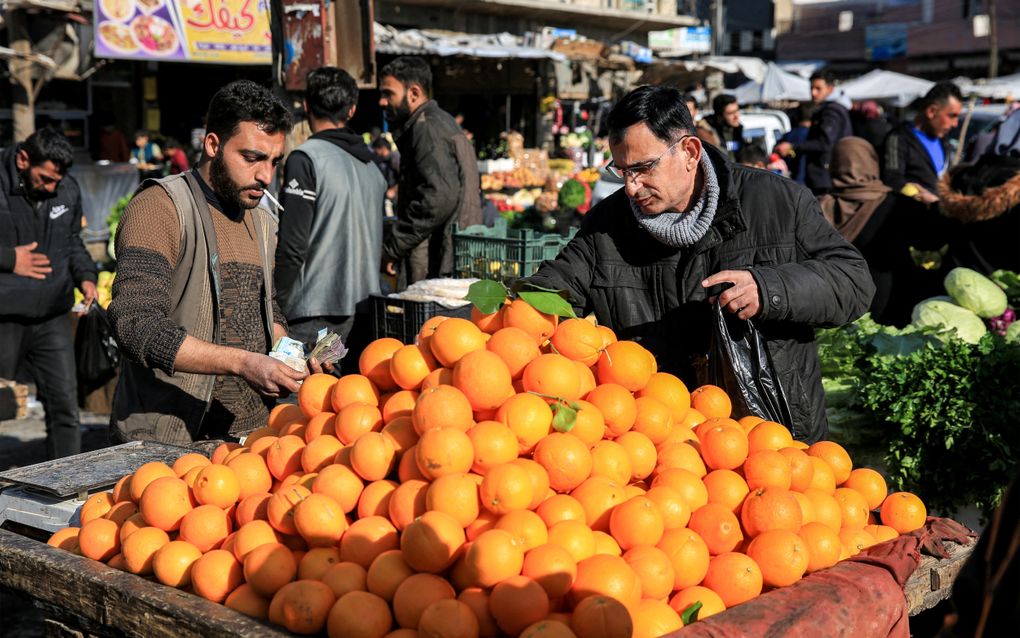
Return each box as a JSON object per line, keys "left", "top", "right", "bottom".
{"left": 705, "top": 94, "right": 743, "bottom": 160}
{"left": 881, "top": 81, "right": 962, "bottom": 203}
{"left": 775, "top": 70, "right": 853, "bottom": 194}
{"left": 0, "top": 128, "right": 97, "bottom": 458}
{"left": 526, "top": 86, "right": 874, "bottom": 443}
{"left": 378, "top": 57, "right": 481, "bottom": 287}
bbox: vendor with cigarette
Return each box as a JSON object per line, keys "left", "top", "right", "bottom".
{"left": 108, "top": 81, "right": 324, "bottom": 445}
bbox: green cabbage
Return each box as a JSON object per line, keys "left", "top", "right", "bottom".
{"left": 910, "top": 298, "right": 987, "bottom": 344}
{"left": 1006, "top": 321, "right": 1020, "bottom": 344}
{"left": 944, "top": 267, "right": 1008, "bottom": 318}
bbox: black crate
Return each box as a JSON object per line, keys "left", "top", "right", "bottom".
{"left": 453, "top": 218, "right": 577, "bottom": 285}
{"left": 371, "top": 294, "right": 473, "bottom": 344}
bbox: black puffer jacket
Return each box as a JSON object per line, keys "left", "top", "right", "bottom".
{"left": 527, "top": 145, "right": 874, "bottom": 443}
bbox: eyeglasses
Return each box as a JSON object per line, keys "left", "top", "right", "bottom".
{"left": 607, "top": 135, "right": 691, "bottom": 181}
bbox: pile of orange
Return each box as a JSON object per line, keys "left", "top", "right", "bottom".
{"left": 48, "top": 300, "right": 929, "bottom": 638}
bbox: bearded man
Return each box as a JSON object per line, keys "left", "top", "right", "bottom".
{"left": 109, "top": 80, "right": 320, "bottom": 444}
{"left": 377, "top": 57, "right": 481, "bottom": 287}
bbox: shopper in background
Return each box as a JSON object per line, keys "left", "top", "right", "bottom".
{"left": 705, "top": 94, "right": 744, "bottom": 160}
{"left": 163, "top": 138, "right": 190, "bottom": 175}
{"left": 97, "top": 115, "right": 130, "bottom": 163}
{"left": 851, "top": 100, "right": 890, "bottom": 151}
{"left": 0, "top": 128, "right": 97, "bottom": 459}
{"left": 779, "top": 104, "right": 812, "bottom": 185}
{"left": 131, "top": 130, "right": 164, "bottom": 178}
{"left": 377, "top": 56, "right": 481, "bottom": 287}
{"left": 683, "top": 93, "right": 720, "bottom": 148}
{"left": 371, "top": 136, "right": 400, "bottom": 211}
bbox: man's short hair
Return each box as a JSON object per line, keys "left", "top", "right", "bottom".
{"left": 305, "top": 67, "right": 359, "bottom": 124}
{"left": 205, "top": 80, "right": 293, "bottom": 144}
{"left": 370, "top": 137, "right": 391, "bottom": 150}
{"left": 379, "top": 57, "right": 433, "bottom": 98}
{"left": 681, "top": 93, "right": 698, "bottom": 108}
{"left": 919, "top": 81, "right": 963, "bottom": 111}
{"left": 21, "top": 127, "right": 74, "bottom": 173}
{"left": 712, "top": 94, "right": 738, "bottom": 117}
{"left": 736, "top": 144, "right": 768, "bottom": 167}
{"left": 809, "top": 70, "right": 837, "bottom": 86}
{"left": 607, "top": 85, "right": 696, "bottom": 144}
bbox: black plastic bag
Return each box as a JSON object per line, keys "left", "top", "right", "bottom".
{"left": 75, "top": 305, "right": 120, "bottom": 400}
{"left": 707, "top": 300, "right": 794, "bottom": 429}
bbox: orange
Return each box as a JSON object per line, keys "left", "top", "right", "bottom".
{"left": 650, "top": 468, "right": 708, "bottom": 511}
{"left": 334, "top": 403, "right": 383, "bottom": 445}
{"left": 621, "top": 545, "right": 675, "bottom": 600}
{"left": 807, "top": 456, "right": 837, "bottom": 494}
{"left": 462, "top": 528, "right": 526, "bottom": 588}
{"left": 496, "top": 392, "right": 554, "bottom": 454}
{"left": 424, "top": 473, "right": 479, "bottom": 527}
{"left": 596, "top": 341, "right": 655, "bottom": 392}
{"left": 179, "top": 503, "right": 232, "bottom": 553}
{"left": 366, "top": 549, "right": 414, "bottom": 601}
{"left": 152, "top": 539, "right": 202, "bottom": 588}
{"left": 844, "top": 468, "right": 889, "bottom": 511}
{"left": 702, "top": 551, "right": 762, "bottom": 607}
{"left": 417, "top": 315, "right": 451, "bottom": 354}
{"left": 359, "top": 337, "right": 403, "bottom": 392}
{"left": 688, "top": 503, "right": 744, "bottom": 555}
{"left": 429, "top": 317, "right": 487, "bottom": 368}
{"left": 746, "top": 529, "right": 808, "bottom": 587}
{"left": 249, "top": 436, "right": 278, "bottom": 459}
{"left": 678, "top": 408, "right": 708, "bottom": 430}
{"left": 380, "top": 416, "right": 418, "bottom": 456}
{"left": 585, "top": 383, "right": 637, "bottom": 438}
{"left": 523, "top": 353, "right": 582, "bottom": 401}
{"left": 400, "top": 510, "right": 466, "bottom": 573}
{"left": 609, "top": 496, "right": 664, "bottom": 550}
{"left": 571, "top": 595, "right": 634, "bottom": 638}
{"left": 382, "top": 389, "right": 419, "bottom": 423}
{"left": 350, "top": 431, "right": 397, "bottom": 481}
{"left": 111, "top": 475, "right": 132, "bottom": 503}
{"left": 656, "top": 528, "right": 711, "bottom": 590}
{"left": 575, "top": 360, "right": 598, "bottom": 398}
{"left": 191, "top": 549, "right": 244, "bottom": 602}
{"left": 458, "top": 588, "right": 500, "bottom": 637}
{"left": 550, "top": 318, "right": 604, "bottom": 366}
{"left": 139, "top": 476, "right": 194, "bottom": 532}
{"left": 880, "top": 492, "right": 927, "bottom": 534}
{"left": 298, "top": 373, "right": 338, "bottom": 418}
{"left": 121, "top": 525, "right": 170, "bottom": 575}
{"left": 297, "top": 547, "right": 340, "bottom": 580}
{"left": 467, "top": 420, "right": 519, "bottom": 474}
{"left": 570, "top": 554, "right": 642, "bottom": 611}
{"left": 491, "top": 575, "right": 552, "bottom": 636}
{"left": 418, "top": 366, "right": 452, "bottom": 392}
{"left": 331, "top": 374, "right": 381, "bottom": 412}
{"left": 740, "top": 487, "right": 803, "bottom": 537}
{"left": 47, "top": 527, "right": 81, "bottom": 553}
{"left": 569, "top": 400, "right": 607, "bottom": 448}
{"left": 104, "top": 501, "right": 138, "bottom": 526}
{"left": 645, "top": 485, "right": 692, "bottom": 530}
{"left": 310, "top": 464, "right": 363, "bottom": 514}
{"left": 266, "top": 435, "right": 307, "bottom": 481}
{"left": 128, "top": 461, "right": 176, "bottom": 502}
{"left": 503, "top": 298, "right": 558, "bottom": 344}
{"left": 614, "top": 431, "right": 657, "bottom": 482}
{"left": 570, "top": 476, "right": 627, "bottom": 532}
{"left": 487, "top": 326, "right": 542, "bottom": 380}
{"left": 864, "top": 523, "right": 899, "bottom": 543}
{"left": 357, "top": 479, "right": 397, "bottom": 520}
{"left": 326, "top": 590, "right": 393, "bottom": 638}
{"left": 807, "top": 440, "right": 853, "bottom": 485}
{"left": 269, "top": 403, "right": 305, "bottom": 430}
{"left": 702, "top": 469, "right": 750, "bottom": 515}
{"left": 226, "top": 452, "right": 274, "bottom": 500}
{"left": 840, "top": 527, "right": 877, "bottom": 557}
{"left": 792, "top": 490, "right": 815, "bottom": 525}
{"left": 798, "top": 521, "right": 842, "bottom": 572}
{"left": 634, "top": 599, "right": 683, "bottom": 638}
{"left": 233, "top": 519, "right": 280, "bottom": 560}
{"left": 593, "top": 530, "right": 622, "bottom": 556}
{"left": 655, "top": 441, "right": 707, "bottom": 477}
{"left": 299, "top": 436, "right": 344, "bottom": 476}
{"left": 480, "top": 462, "right": 534, "bottom": 515}
{"left": 536, "top": 494, "right": 587, "bottom": 528}
{"left": 548, "top": 519, "right": 597, "bottom": 562}
{"left": 267, "top": 485, "right": 311, "bottom": 536}
{"left": 747, "top": 421, "right": 794, "bottom": 453}
{"left": 245, "top": 426, "right": 278, "bottom": 446}
{"left": 635, "top": 372, "right": 690, "bottom": 427}
{"left": 689, "top": 385, "right": 732, "bottom": 419}
{"left": 211, "top": 442, "right": 242, "bottom": 464}
{"left": 415, "top": 427, "right": 474, "bottom": 480}
{"left": 392, "top": 572, "right": 456, "bottom": 629}
{"left": 302, "top": 411, "right": 336, "bottom": 442}
{"left": 779, "top": 447, "right": 815, "bottom": 492}
{"left": 737, "top": 415, "right": 766, "bottom": 433}
{"left": 472, "top": 304, "right": 506, "bottom": 333}
{"left": 520, "top": 620, "right": 576, "bottom": 638}
{"left": 833, "top": 487, "right": 871, "bottom": 530}
{"left": 320, "top": 561, "right": 367, "bottom": 599}
{"left": 191, "top": 463, "right": 240, "bottom": 509}
{"left": 80, "top": 492, "right": 115, "bottom": 525}
{"left": 117, "top": 513, "right": 147, "bottom": 543}
{"left": 534, "top": 432, "right": 594, "bottom": 492}
{"left": 387, "top": 479, "right": 428, "bottom": 531}
{"left": 669, "top": 585, "right": 726, "bottom": 623}
{"left": 413, "top": 384, "right": 474, "bottom": 434}
{"left": 452, "top": 349, "right": 514, "bottom": 412}
{"left": 523, "top": 543, "right": 577, "bottom": 598}
{"left": 803, "top": 488, "right": 843, "bottom": 533}
{"left": 293, "top": 492, "right": 348, "bottom": 547}
{"left": 224, "top": 583, "right": 270, "bottom": 620}
{"left": 699, "top": 424, "right": 749, "bottom": 471}
{"left": 390, "top": 344, "right": 435, "bottom": 391}
{"left": 243, "top": 542, "right": 297, "bottom": 597}
{"left": 268, "top": 580, "right": 336, "bottom": 635}
{"left": 743, "top": 449, "right": 793, "bottom": 490}
{"left": 631, "top": 396, "right": 675, "bottom": 446}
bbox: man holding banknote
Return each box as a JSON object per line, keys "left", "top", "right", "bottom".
{"left": 108, "top": 80, "right": 321, "bottom": 445}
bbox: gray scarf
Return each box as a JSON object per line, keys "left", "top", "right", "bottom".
{"left": 631, "top": 152, "right": 719, "bottom": 248}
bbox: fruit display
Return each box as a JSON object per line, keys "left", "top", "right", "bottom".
{"left": 75, "top": 270, "right": 115, "bottom": 310}
{"left": 49, "top": 298, "right": 929, "bottom": 637}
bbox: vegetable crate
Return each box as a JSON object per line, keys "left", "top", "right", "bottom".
{"left": 453, "top": 219, "right": 577, "bottom": 284}
{"left": 371, "top": 295, "right": 472, "bottom": 345}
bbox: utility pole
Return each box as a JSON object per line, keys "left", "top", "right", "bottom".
{"left": 8, "top": 9, "right": 35, "bottom": 142}
{"left": 712, "top": 0, "right": 725, "bottom": 56}
{"left": 988, "top": 0, "right": 998, "bottom": 78}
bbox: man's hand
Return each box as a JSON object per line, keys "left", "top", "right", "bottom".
{"left": 306, "top": 356, "right": 334, "bottom": 375}
{"left": 80, "top": 280, "right": 98, "bottom": 313}
{"left": 13, "top": 242, "right": 51, "bottom": 279}
{"left": 703, "top": 270, "right": 761, "bottom": 320}
{"left": 383, "top": 259, "right": 398, "bottom": 276}
{"left": 774, "top": 141, "right": 793, "bottom": 158}
{"left": 913, "top": 184, "right": 939, "bottom": 204}
{"left": 238, "top": 352, "right": 307, "bottom": 398}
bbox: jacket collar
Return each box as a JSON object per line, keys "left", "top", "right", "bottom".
{"left": 394, "top": 100, "right": 435, "bottom": 141}
{"left": 701, "top": 143, "right": 747, "bottom": 242}
{"left": 1, "top": 145, "right": 24, "bottom": 197}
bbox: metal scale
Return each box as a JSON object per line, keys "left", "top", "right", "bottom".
{"left": 0, "top": 441, "right": 201, "bottom": 533}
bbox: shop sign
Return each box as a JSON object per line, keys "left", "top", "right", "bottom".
{"left": 94, "top": 0, "right": 271, "bottom": 64}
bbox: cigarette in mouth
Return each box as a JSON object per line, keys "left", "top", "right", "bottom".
{"left": 263, "top": 189, "right": 284, "bottom": 211}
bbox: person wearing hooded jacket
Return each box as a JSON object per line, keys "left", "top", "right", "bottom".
{"left": 775, "top": 71, "right": 853, "bottom": 194}
{"left": 276, "top": 67, "right": 387, "bottom": 351}
{"left": 524, "top": 86, "right": 874, "bottom": 444}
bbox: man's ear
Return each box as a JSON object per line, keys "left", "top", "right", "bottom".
{"left": 348, "top": 104, "right": 357, "bottom": 120}
{"left": 203, "top": 132, "right": 221, "bottom": 160}
{"left": 15, "top": 149, "right": 30, "bottom": 172}
{"left": 408, "top": 83, "right": 425, "bottom": 105}
{"left": 682, "top": 135, "right": 702, "bottom": 169}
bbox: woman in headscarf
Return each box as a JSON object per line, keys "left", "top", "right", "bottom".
{"left": 819, "top": 137, "right": 950, "bottom": 326}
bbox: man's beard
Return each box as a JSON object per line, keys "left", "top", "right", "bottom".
{"left": 20, "top": 171, "right": 57, "bottom": 201}
{"left": 209, "top": 149, "right": 263, "bottom": 211}
{"left": 385, "top": 97, "right": 414, "bottom": 129}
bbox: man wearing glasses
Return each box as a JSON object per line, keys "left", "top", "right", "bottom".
{"left": 526, "top": 86, "right": 874, "bottom": 444}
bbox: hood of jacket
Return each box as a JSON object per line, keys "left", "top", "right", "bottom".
{"left": 309, "top": 126, "right": 375, "bottom": 164}
{"left": 826, "top": 88, "right": 853, "bottom": 110}
{"left": 939, "top": 155, "right": 1020, "bottom": 223}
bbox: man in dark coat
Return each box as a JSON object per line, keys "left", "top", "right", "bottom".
{"left": 378, "top": 57, "right": 481, "bottom": 288}
{"left": 775, "top": 70, "right": 853, "bottom": 194}
{"left": 0, "top": 128, "right": 98, "bottom": 458}
{"left": 525, "top": 86, "right": 875, "bottom": 443}
{"left": 881, "top": 81, "right": 962, "bottom": 204}
{"left": 704, "top": 94, "right": 743, "bottom": 160}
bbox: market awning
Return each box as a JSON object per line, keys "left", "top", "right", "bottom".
{"left": 839, "top": 69, "right": 935, "bottom": 107}
{"left": 734, "top": 62, "right": 811, "bottom": 105}
{"left": 375, "top": 23, "right": 566, "bottom": 62}
{"left": 955, "top": 73, "right": 1020, "bottom": 100}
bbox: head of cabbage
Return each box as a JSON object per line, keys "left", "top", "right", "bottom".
{"left": 944, "top": 267, "right": 1008, "bottom": 318}
{"left": 911, "top": 298, "right": 988, "bottom": 344}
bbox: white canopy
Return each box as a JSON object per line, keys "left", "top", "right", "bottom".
{"left": 839, "top": 69, "right": 934, "bottom": 107}
{"left": 734, "top": 62, "right": 811, "bottom": 105}
{"left": 955, "top": 73, "right": 1020, "bottom": 100}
